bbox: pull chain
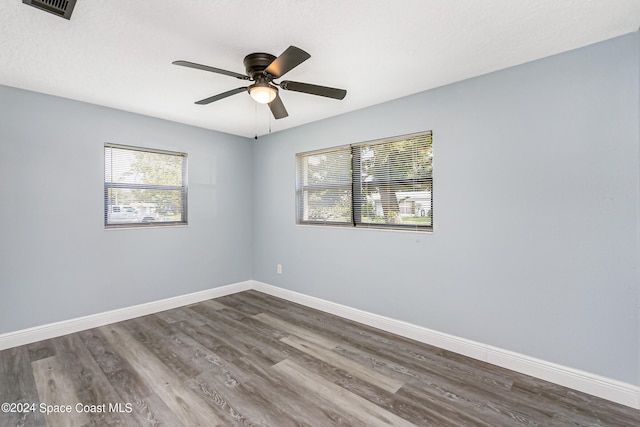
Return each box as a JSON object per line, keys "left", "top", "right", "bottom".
{"left": 254, "top": 101, "right": 258, "bottom": 139}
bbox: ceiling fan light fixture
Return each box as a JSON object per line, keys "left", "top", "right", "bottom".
{"left": 249, "top": 83, "right": 277, "bottom": 104}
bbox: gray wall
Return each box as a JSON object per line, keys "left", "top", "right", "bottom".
{"left": 0, "top": 86, "right": 254, "bottom": 334}
{"left": 252, "top": 33, "right": 640, "bottom": 385}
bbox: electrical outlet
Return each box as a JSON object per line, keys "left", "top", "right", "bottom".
{"left": 276, "top": 264, "right": 282, "bottom": 274}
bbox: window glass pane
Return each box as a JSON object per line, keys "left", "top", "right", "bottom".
{"left": 105, "top": 144, "right": 187, "bottom": 228}
{"left": 302, "top": 150, "right": 352, "bottom": 184}
{"left": 359, "top": 183, "right": 432, "bottom": 226}
{"left": 106, "top": 188, "right": 185, "bottom": 223}
{"left": 297, "top": 146, "right": 352, "bottom": 225}
{"left": 106, "top": 147, "right": 184, "bottom": 185}
{"left": 301, "top": 187, "right": 352, "bottom": 223}
{"left": 356, "top": 133, "right": 432, "bottom": 229}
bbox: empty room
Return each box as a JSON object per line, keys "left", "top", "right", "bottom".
{"left": 1, "top": 1, "right": 639, "bottom": 425}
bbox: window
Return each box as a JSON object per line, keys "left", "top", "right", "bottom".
{"left": 296, "top": 145, "right": 353, "bottom": 225}
{"left": 104, "top": 144, "right": 187, "bottom": 228}
{"left": 296, "top": 131, "right": 433, "bottom": 231}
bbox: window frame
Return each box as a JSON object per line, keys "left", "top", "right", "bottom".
{"left": 296, "top": 131, "right": 433, "bottom": 232}
{"left": 296, "top": 145, "right": 354, "bottom": 227}
{"left": 104, "top": 143, "right": 188, "bottom": 229}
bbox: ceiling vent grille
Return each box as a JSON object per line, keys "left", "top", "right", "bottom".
{"left": 23, "top": 0, "right": 77, "bottom": 20}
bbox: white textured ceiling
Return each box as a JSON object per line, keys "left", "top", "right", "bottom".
{"left": 1, "top": 1, "right": 639, "bottom": 138}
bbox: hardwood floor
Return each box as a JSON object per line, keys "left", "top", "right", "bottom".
{"left": 1, "top": 290, "right": 638, "bottom": 426}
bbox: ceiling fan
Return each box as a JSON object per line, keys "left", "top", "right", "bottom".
{"left": 173, "top": 46, "right": 346, "bottom": 120}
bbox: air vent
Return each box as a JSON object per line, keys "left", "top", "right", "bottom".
{"left": 23, "top": 0, "right": 77, "bottom": 20}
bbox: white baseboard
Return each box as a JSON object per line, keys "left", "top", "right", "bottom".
{"left": 1, "top": 279, "right": 638, "bottom": 410}
{"left": 251, "top": 281, "right": 640, "bottom": 410}
{"left": 0, "top": 280, "right": 252, "bottom": 351}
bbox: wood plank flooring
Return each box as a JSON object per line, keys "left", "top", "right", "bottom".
{"left": 0, "top": 290, "right": 638, "bottom": 426}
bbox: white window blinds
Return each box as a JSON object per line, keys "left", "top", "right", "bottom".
{"left": 104, "top": 144, "right": 188, "bottom": 228}
{"left": 296, "top": 146, "right": 352, "bottom": 225}
{"left": 353, "top": 132, "right": 432, "bottom": 230}
{"left": 296, "top": 131, "right": 433, "bottom": 231}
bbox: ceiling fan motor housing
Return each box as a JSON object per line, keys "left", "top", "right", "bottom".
{"left": 243, "top": 53, "right": 277, "bottom": 80}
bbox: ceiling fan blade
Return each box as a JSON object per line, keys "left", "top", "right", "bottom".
{"left": 265, "top": 46, "right": 311, "bottom": 78}
{"left": 173, "top": 60, "right": 249, "bottom": 80}
{"left": 268, "top": 93, "right": 289, "bottom": 119}
{"left": 280, "top": 80, "right": 347, "bottom": 100}
{"left": 195, "top": 87, "right": 248, "bottom": 105}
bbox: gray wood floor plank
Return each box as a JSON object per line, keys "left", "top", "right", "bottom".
{"left": 162, "top": 316, "right": 352, "bottom": 425}
{"left": 31, "top": 356, "right": 90, "bottom": 427}
{"left": 170, "top": 330, "right": 256, "bottom": 386}
{"left": 281, "top": 335, "right": 405, "bottom": 394}
{"left": 187, "top": 369, "right": 306, "bottom": 426}
{"left": 51, "top": 333, "right": 131, "bottom": 426}
{"left": 329, "top": 336, "right": 553, "bottom": 424}
{"left": 0, "top": 346, "right": 47, "bottom": 427}
{"left": 78, "top": 328, "right": 185, "bottom": 426}
{"left": 99, "top": 323, "right": 227, "bottom": 426}
{"left": 121, "top": 317, "right": 202, "bottom": 380}
{"left": 278, "top": 341, "right": 449, "bottom": 425}
{"left": 397, "top": 379, "right": 532, "bottom": 427}
{"left": 253, "top": 312, "right": 343, "bottom": 349}
{"left": 234, "top": 364, "right": 377, "bottom": 426}
{"left": 197, "top": 299, "right": 228, "bottom": 311}
{"left": 272, "top": 358, "right": 417, "bottom": 427}
{"left": 187, "top": 305, "right": 291, "bottom": 366}
{"left": 26, "top": 339, "right": 57, "bottom": 363}
{"left": 336, "top": 329, "right": 515, "bottom": 393}
{"left": 214, "top": 292, "right": 265, "bottom": 316}
{"left": 155, "top": 306, "right": 208, "bottom": 326}
{"left": 121, "top": 317, "right": 285, "bottom": 425}
{"left": 123, "top": 313, "right": 297, "bottom": 425}
{"left": 170, "top": 314, "right": 285, "bottom": 373}
{"left": 1, "top": 291, "right": 638, "bottom": 426}
{"left": 510, "top": 379, "right": 639, "bottom": 426}
{"left": 187, "top": 301, "right": 437, "bottom": 424}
